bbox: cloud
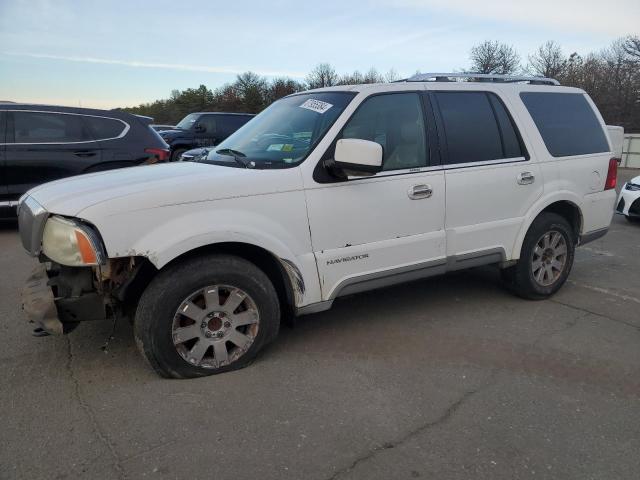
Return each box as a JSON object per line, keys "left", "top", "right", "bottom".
{"left": 383, "top": 0, "right": 639, "bottom": 36}
{"left": 1, "top": 51, "right": 306, "bottom": 78}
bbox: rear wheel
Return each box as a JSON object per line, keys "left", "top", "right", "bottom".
{"left": 134, "top": 254, "right": 280, "bottom": 378}
{"left": 502, "top": 213, "right": 575, "bottom": 300}
{"left": 170, "top": 148, "right": 187, "bottom": 162}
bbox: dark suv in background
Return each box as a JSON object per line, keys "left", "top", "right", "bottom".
{"left": 0, "top": 104, "right": 169, "bottom": 217}
{"left": 158, "top": 112, "right": 254, "bottom": 161}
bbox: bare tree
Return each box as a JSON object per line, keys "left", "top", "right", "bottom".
{"left": 623, "top": 35, "right": 640, "bottom": 62}
{"left": 384, "top": 68, "right": 400, "bottom": 82}
{"left": 306, "top": 63, "right": 338, "bottom": 89}
{"left": 528, "top": 41, "right": 567, "bottom": 78}
{"left": 469, "top": 40, "right": 520, "bottom": 74}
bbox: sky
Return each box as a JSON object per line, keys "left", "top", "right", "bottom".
{"left": 0, "top": 0, "right": 637, "bottom": 109}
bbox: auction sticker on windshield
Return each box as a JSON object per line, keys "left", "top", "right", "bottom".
{"left": 300, "top": 99, "right": 333, "bottom": 114}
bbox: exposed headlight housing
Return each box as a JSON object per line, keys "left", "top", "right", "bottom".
{"left": 625, "top": 182, "right": 640, "bottom": 191}
{"left": 42, "top": 216, "right": 105, "bottom": 266}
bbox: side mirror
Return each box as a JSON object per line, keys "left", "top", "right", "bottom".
{"left": 332, "top": 139, "right": 383, "bottom": 177}
{"left": 194, "top": 124, "right": 205, "bottom": 133}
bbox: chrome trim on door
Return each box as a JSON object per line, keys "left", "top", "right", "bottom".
{"left": 0, "top": 109, "right": 130, "bottom": 145}
{"left": 328, "top": 247, "right": 507, "bottom": 300}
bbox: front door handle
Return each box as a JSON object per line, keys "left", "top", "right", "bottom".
{"left": 517, "top": 172, "right": 535, "bottom": 185}
{"left": 74, "top": 151, "right": 97, "bottom": 158}
{"left": 408, "top": 184, "right": 433, "bottom": 200}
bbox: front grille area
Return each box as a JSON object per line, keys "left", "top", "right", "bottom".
{"left": 616, "top": 198, "right": 625, "bottom": 213}
{"left": 17, "top": 196, "right": 48, "bottom": 256}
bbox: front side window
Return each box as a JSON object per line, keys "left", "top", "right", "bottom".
{"left": 201, "top": 92, "right": 355, "bottom": 169}
{"left": 176, "top": 114, "right": 199, "bottom": 130}
{"left": 339, "top": 92, "right": 428, "bottom": 171}
{"left": 520, "top": 92, "right": 609, "bottom": 157}
{"left": 13, "top": 112, "right": 91, "bottom": 143}
{"left": 435, "top": 91, "right": 523, "bottom": 164}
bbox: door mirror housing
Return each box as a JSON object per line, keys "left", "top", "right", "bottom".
{"left": 333, "top": 139, "right": 383, "bottom": 177}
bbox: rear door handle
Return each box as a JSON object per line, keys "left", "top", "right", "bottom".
{"left": 74, "top": 151, "right": 97, "bottom": 158}
{"left": 517, "top": 172, "right": 535, "bottom": 185}
{"left": 408, "top": 184, "right": 433, "bottom": 199}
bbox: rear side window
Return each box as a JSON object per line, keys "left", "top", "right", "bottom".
{"left": 520, "top": 92, "right": 609, "bottom": 157}
{"left": 13, "top": 111, "right": 91, "bottom": 143}
{"left": 435, "top": 92, "right": 523, "bottom": 164}
{"left": 85, "top": 116, "right": 127, "bottom": 140}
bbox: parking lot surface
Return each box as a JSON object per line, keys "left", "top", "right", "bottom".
{"left": 1, "top": 170, "right": 639, "bottom": 480}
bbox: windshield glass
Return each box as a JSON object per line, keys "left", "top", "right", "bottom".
{"left": 200, "top": 92, "right": 355, "bottom": 169}
{"left": 176, "top": 113, "right": 199, "bottom": 130}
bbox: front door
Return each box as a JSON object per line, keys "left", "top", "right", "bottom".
{"left": 305, "top": 92, "right": 446, "bottom": 300}
{"left": 5, "top": 110, "right": 101, "bottom": 200}
{"left": 0, "top": 112, "right": 9, "bottom": 213}
{"left": 431, "top": 91, "right": 543, "bottom": 260}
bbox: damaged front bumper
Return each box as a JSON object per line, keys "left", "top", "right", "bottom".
{"left": 21, "top": 264, "right": 108, "bottom": 335}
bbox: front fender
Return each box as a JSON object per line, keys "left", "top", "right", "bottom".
{"left": 85, "top": 194, "right": 322, "bottom": 306}
{"left": 510, "top": 190, "right": 584, "bottom": 260}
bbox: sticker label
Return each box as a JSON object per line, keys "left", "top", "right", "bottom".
{"left": 300, "top": 99, "right": 333, "bottom": 114}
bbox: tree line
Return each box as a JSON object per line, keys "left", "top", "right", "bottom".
{"left": 123, "top": 36, "right": 640, "bottom": 132}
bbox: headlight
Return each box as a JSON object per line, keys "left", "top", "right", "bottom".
{"left": 625, "top": 182, "right": 640, "bottom": 191}
{"left": 42, "top": 216, "right": 104, "bottom": 266}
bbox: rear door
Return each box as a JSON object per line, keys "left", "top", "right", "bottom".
{"left": 432, "top": 90, "right": 543, "bottom": 261}
{"left": 5, "top": 110, "right": 101, "bottom": 199}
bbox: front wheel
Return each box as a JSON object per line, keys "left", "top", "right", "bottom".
{"left": 502, "top": 213, "right": 575, "bottom": 300}
{"left": 134, "top": 254, "right": 280, "bottom": 378}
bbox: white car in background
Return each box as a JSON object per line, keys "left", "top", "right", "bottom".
{"left": 616, "top": 175, "right": 640, "bottom": 222}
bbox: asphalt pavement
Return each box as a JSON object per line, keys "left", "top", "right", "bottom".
{"left": 1, "top": 170, "right": 639, "bottom": 480}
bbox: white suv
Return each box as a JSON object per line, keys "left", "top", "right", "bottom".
{"left": 18, "top": 73, "right": 618, "bottom": 378}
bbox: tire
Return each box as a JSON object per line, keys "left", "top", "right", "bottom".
{"left": 170, "top": 148, "right": 187, "bottom": 162}
{"left": 501, "top": 213, "right": 575, "bottom": 300}
{"left": 625, "top": 215, "right": 640, "bottom": 223}
{"left": 134, "top": 254, "right": 280, "bottom": 378}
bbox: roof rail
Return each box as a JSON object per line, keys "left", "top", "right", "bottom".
{"left": 403, "top": 72, "right": 560, "bottom": 86}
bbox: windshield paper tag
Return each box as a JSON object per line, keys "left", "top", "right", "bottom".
{"left": 300, "top": 99, "right": 333, "bottom": 114}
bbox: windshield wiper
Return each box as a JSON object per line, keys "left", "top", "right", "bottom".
{"left": 215, "top": 148, "right": 254, "bottom": 168}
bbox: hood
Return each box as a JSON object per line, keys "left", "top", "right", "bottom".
{"left": 159, "top": 128, "right": 187, "bottom": 138}
{"left": 26, "top": 162, "right": 303, "bottom": 218}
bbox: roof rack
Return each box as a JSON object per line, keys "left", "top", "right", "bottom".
{"left": 402, "top": 72, "right": 560, "bottom": 86}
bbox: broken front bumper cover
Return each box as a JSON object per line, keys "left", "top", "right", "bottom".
{"left": 22, "top": 265, "right": 64, "bottom": 335}
{"left": 21, "top": 264, "right": 108, "bottom": 335}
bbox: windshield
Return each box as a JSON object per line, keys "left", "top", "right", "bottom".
{"left": 176, "top": 113, "right": 199, "bottom": 130}
{"left": 201, "top": 92, "right": 355, "bottom": 169}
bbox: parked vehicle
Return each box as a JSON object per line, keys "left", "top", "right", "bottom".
{"left": 151, "top": 124, "right": 177, "bottom": 132}
{"left": 159, "top": 112, "right": 254, "bottom": 161}
{"left": 616, "top": 175, "right": 640, "bottom": 222}
{"left": 0, "top": 104, "right": 169, "bottom": 217}
{"left": 18, "top": 73, "right": 617, "bottom": 378}
{"left": 176, "top": 147, "right": 208, "bottom": 162}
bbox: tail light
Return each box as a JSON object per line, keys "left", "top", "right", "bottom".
{"left": 604, "top": 157, "right": 617, "bottom": 190}
{"left": 145, "top": 148, "right": 170, "bottom": 163}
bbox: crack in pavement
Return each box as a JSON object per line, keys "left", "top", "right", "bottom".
{"left": 549, "top": 298, "right": 640, "bottom": 332}
{"left": 530, "top": 310, "right": 585, "bottom": 349}
{"left": 66, "top": 337, "right": 127, "bottom": 480}
{"left": 324, "top": 370, "right": 499, "bottom": 480}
